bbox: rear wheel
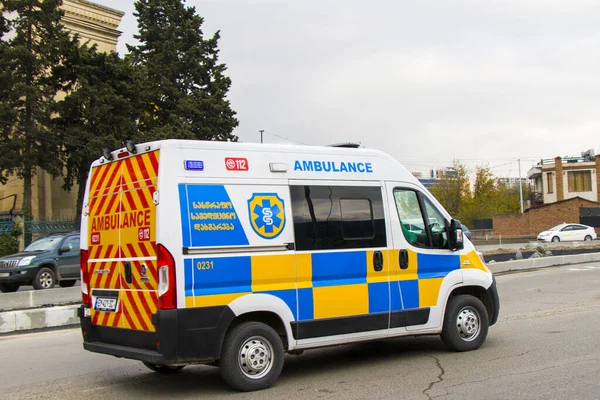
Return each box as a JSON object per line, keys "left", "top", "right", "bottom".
{"left": 584, "top": 235, "right": 593, "bottom": 242}
{"left": 441, "top": 294, "right": 489, "bottom": 352}
{"left": 59, "top": 280, "right": 77, "bottom": 288}
{"left": 142, "top": 362, "right": 185, "bottom": 373}
{"left": 33, "top": 267, "right": 55, "bottom": 290}
{"left": 219, "top": 321, "right": 284, "bottom": 392}
{"left": 0, "top": 283, "right": 19, "bottom": 293}
{"left": 551, "top": 236, "right": 560, "bottom": 242}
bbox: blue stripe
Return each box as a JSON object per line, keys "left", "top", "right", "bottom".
{"left": 368, "top": 282, "right": 389, "bottom": 313}
{"left": 184, "top": 258, "right": 194, "bottom": 297}
{"left": 258, "top": 290, "right": 297, "bottom": 319}
{"left": 298, "top": 288, "right": 314, "bottom": 320}
{"left": 311, "top": 251, "right": 367, "bottom": 287}
{"left": 417, "top": 253, "right": 460, "bottom": 279}
{"left": 400, "top": 280, "right": 419, "bottom": 309}
{"left": 390, "top": 281, "right": 403, "bottom": 311}
{"left": 178, "top": 184, "right": 191, "bottom": 247}
{"left": 192, "top": 256, "right": 252, "bottom": 296}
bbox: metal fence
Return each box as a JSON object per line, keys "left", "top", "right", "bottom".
{"left": 23, "top": 218, "right": 78, "bottom": 246}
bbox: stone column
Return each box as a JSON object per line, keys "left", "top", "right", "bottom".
{"left": 555, "top": 157, "right": 564, "bottom": 201}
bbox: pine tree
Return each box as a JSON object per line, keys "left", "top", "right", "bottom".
{"left": 0, "top": 0, "right": 78, "bottom": 219}
{"left": 127, "top": 0, "right": 239, "bottom": 141}
{"left": 53, "top": 44, "right": 143, "bottom": 221}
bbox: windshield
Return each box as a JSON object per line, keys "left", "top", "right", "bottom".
{"left": 24, "top": 236, "right": 63, "bottom": 252}
{"left": 548, "top": 224, "right": 566, "bottom": 231}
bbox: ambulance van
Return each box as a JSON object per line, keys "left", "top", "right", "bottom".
{"left": 77, "top": 139, "right": 499, "bottom": 392}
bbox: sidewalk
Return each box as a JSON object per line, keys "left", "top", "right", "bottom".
{"left": 2, "top": 251, "right": 600, "bottom": 334}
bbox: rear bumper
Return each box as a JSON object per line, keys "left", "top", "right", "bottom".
{"left": 78, "top": 305, "right": 236, "bottom": 364}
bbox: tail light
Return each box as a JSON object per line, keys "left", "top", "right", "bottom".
{"left": 157, "top": 244, "right": 177, "bottom": 309}
{"left": 80, "top": 249, "right": 90, "bottom": 306}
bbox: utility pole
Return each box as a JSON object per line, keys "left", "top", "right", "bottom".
{"left": 518, "top": 158, "right": 524, "bottom": 213}
{"left": 259, "top": 130, "right": 264, "bottom": 144}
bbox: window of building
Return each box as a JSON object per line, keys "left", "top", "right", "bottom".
{"left": 567, "top": 170, "right": 592, "bottom": 192}
{"left": 546, "top": 172, "right": 554, "bottom": 194}
{"left": 291, "top": 185, "right": 386, "bottom": 251}
{"left": 393, "top": 189, "right": 448, "bottom": 250}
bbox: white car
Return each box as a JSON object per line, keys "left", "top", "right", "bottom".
{"left": 537, "top": 223, "right": 597, "bottom": 243}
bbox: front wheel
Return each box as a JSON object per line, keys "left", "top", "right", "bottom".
{"left": 0, "top": 283, "right": 19, "bottom": 293}
{"left": 441, "top": 294, "right": 489, "bottom": 352}
{"left": 551, "top": 236, "right": 560, "bottom": 243}
{"left": 33, "top": 267, "right": 56, "bottom": 290}
{"left": 219, "top": 321, "right": 284, "bottom": 392}
{"left": 142, "top": 362, "right": 185, "bottom": 373}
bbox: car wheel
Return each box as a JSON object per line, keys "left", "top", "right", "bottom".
{"left": 142, "top": 362, "right": 185, "bottom": 373}
{"left": 584, "top": 235, "right": 593, "bottom": 242}
{"left": 0, "top": 283, "right": 20, "bottom": 293}
{"left": 441, "top": 294, "right": 489, "bottom": 352}
{"left": 33, "top": 267, "right": 56, "bottom": 290}
{"left": 551, "top": 236, "right": 560, "bottom": 243}
{"left": 58, "top": 280, "right": 77, "bottom": 288}
{"left": 219, "top": 321, "right": 284, "bottom": 392}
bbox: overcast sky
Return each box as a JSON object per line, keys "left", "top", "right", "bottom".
{"left": 93, "top": 0, "right": 600, "bottom": 177}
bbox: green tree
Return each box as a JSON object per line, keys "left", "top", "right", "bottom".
{"left": 429, "top": 161, "right": 470, "bottom": 216}
{"left": 128, "top": 0, "right": 239, "bottom": 141}
{"left": 0, "top": 0, "right": 78, "bottom": 219}
{"left": 53, "top": 44, "right": 143, "bottom": 220}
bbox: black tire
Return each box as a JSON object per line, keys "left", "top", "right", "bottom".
{"left": 142, "top": 362, "right": 185, "bottom": 373}
{"left": 0, "top": 283, "right": 19, "bottom": 293}
{"left": 59, "top": 280, "right": 77, "bottom": 288}
{"left": 584, "top": 235, "right": 593, "bottom": 242}
{"left": 551, "top": 236, "right": 560, "bottom": 243}
{"left": 441, "top": 294, "right": 489, "bottom": 352}
{"left": 33, "top": 267, "right": 56, "bottom": 290}
{"left": 219, "top": 321, "right": 284, "bottom": 392}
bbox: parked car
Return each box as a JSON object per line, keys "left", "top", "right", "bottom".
{"left": 0, "top": 231, "right": 80, "bottom": 293}
{"left": 462, "top": 224, "right": 472, "bottom": 241}
{"left": 537, "top": 223, "right": 597, "bottom": 243}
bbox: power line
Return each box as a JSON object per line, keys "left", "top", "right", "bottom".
{"left": 262, "top": 130, "right": 309, "bottom": 145}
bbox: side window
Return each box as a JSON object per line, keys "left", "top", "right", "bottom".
{"left": 291, "top": 185, "right": 386, "bottom": 251}
{"left": 63, "top": 237, "right": 80, "bottom": 252}
{"left": 394, "top": 189, "right": 448, "bottom": 250}
{"left": 561, "top": 226, "right": 572, "bottom": 232}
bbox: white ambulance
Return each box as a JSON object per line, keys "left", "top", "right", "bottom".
{"left": 77, "top": 139, "right": 499, "bottom": 392}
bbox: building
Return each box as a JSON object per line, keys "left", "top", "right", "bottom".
{"left": 0, "top": 0, "right": 124, "bottom": 220}
{"left": 497, "top": 177, "right": 533, "bottom": 188}
{"left": 526, "top": 152, "right": 600, "bottom": 208}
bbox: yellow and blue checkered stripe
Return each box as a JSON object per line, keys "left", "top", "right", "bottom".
{"left": 184, "top": 250, "right": 488, "bottom": 322}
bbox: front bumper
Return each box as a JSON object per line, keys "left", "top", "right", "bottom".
{"left": 0, "top": 268, "right": 37, "bottom": 284}
{"left": 487, "top": 276, "right": 500, "bottom": 326}
{"left": 78, "top": 305, "right": 235, "bottom": 364}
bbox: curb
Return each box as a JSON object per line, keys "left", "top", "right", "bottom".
{"left": 2, "top": 252, "right": 599, "bottom": 334}
{"left": 487, "top": 252, "right": 600, "bottom": 274}
{"left": 0, "top": 304, "right": 79, "bottom": 334}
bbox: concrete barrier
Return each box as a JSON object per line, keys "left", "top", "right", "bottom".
{"left": 0, "top": 286, "right": 81, "bottom": 312}
{"left": 0, "top": 304, "right": 79, "bottom": 334}
{"left": 2, "top": 252, "right": 600, "bottom": 334}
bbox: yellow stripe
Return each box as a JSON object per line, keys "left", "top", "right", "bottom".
{"left": 187, "top": 292, "right": 250, "bottom": 308}
{"left": 313, "top": 284, "right": 369, "bottom": 319}
{"left": 251, "top": 254, "right": 295, "bottom": 292}
{"left": 460, "top": 251, "right": 490, "bottom": 272}
{"left": 366, "top": 249, "right": 391, "bottom": 283}
{"left": 296, "top": 253, "right": 312, "bottom": 289}
{"left": 418, "top": 278, "right": 443, "bottom": 307}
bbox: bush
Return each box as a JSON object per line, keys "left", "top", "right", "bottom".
{"left": 0, "top": 233, "right": 18, "bottom": 257}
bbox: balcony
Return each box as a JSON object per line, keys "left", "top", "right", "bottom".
{"left": 527, "top": 166, "right": 542, "bottom": 179}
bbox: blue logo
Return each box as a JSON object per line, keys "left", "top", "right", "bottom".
{"left": 248, "top": 193, "right": 286, "bottom": 239}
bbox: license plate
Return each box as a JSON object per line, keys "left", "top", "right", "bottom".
{"left": 94, "top": 297, "right": 118, "bottom": 312}
{"left": 0, "top": 273, "right": 9, "bottom": 278}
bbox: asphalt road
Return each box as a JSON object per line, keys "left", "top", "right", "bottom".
{"left": 1, "top": 264, "right": 600, "bottom": 400}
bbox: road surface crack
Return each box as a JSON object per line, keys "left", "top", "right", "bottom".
{"left": 488, "top": 350, "right": 530, "bottom": 362}
{"left": 423, "top": 355, "right": 446, "bottom": 400}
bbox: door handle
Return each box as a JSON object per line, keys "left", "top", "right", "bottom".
{"left": 373, "top": 250, "right": 384, "bottom": 272}
{"left": 399, "top": 250, "right": 409, "bottom": 270}
{"left": 124, "top": 261, "right": 133, "bottom": 284}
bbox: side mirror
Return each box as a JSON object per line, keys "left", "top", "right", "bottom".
{"left": 58, "top": 245, "right": 71, "bottom": 254}
{"left": 448, "top": 219, "right": 464, "bottom": 251}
